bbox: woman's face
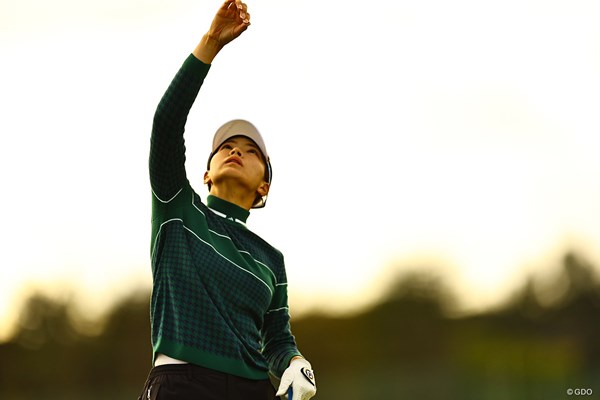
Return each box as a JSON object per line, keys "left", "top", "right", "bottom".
{"left": 205, "top": 136, "right": 269, "bottom": 196}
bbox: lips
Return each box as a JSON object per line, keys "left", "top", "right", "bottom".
{"left": 225, "top": 156, "right": 243, "bottom": 166}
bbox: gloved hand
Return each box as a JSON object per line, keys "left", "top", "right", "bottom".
{"left": 276, "top": 358, "right": 316, "bottom": 400}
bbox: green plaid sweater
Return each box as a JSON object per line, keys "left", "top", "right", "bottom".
{"left": 149, "top": 54, "right": 301, "bottom": 380}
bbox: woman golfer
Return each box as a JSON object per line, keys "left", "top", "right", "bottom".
{"left": 138, "top": 1, "right": 316, "bottom": 399}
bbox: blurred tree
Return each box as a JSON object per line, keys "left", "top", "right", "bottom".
{"left": 1, "top": 252, "right": 599, "bottom": 399}
{"left": 0, "top": 290, "right": 151, "bottom": 399}
{"left": 15, "top": 293, "right": 79, "bottom": 349}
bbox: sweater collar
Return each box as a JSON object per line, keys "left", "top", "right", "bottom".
{"left": 207, "top": 195, "right": 250, "bottom": 225}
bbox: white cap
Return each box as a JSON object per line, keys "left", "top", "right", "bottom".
{"left": 211, "top": 119, "right": 269, "bottom": 162}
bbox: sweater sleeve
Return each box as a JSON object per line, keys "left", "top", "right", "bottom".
{"left": 149, "top": 54, "right": 211, "bottom": 201}
{"left": 262, "top": 278, "right": 303, "bottom": 378}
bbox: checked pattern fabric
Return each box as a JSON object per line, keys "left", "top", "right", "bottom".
{"left": 148, "top": 54, "right": 301, "bottom": 380}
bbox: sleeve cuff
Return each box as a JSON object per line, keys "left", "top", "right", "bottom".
{"left": 183, "top": 53, "right": 211, "bottom": 77}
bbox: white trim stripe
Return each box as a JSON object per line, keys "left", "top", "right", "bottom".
{"left": 239, "top": 250, "right": 277, "bottom": 284}
{"left": 192, "top": 195, "right": 275, "bottom": 284}
{"left": 266, "top": 306, "right": 289, "bottom": 314}
{"left": 153, "top": 193, "right": 276, "bottom": 296}
{"left": 191, "top": 191, "right": 206, "bottom": 217}
{"left": 152, "top": 187, "right": 183, "bottom": 204}
{"left": 209, "top": 229, "right": 231, "bottom": 240}
{"left": 152, "top": 218, "right": 183, "bottom": 257}
{"left": 181, "top": 225, "right": 274, "bottom": 296}
{"left": 191, "top": 196, "right": 237, "bottom": 240}
{"left": 207, "top": 207, "right": 247, "bottom": 227}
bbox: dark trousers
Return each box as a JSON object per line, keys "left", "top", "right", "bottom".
{"left": 138, "top": 364, "right": 277, "bottom": 400}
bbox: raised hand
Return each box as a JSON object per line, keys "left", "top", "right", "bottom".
{"left": 207, "top": 0, "right": 251, "bottom": 47}
{"left": 194, "top": 0, "right": 251, "bottom": 63}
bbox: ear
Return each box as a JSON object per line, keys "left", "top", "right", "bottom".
{"left": 256, "top": 182, "right": 270, "bottom": 197}
{"left": 203, "top": 171, "right": 212, "bottom": 186}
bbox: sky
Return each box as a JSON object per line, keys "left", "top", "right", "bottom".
{"left": 1, "top": 0, "right": 600, "bottom": 341}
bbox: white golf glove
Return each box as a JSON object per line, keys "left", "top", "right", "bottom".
{"left": 275, "top": 358, "right": 316, "bottom": 400}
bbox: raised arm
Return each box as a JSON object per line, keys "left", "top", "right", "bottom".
{"left": 149, "top": 0, "right": 250, "bottom": 201}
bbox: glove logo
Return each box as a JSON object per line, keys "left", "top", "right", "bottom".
{"left": 301, "top": 368, "right": 315, "bottom": 387}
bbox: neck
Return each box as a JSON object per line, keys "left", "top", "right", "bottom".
{"left": 209, "top": 184, "right": 255, "bottom": 210}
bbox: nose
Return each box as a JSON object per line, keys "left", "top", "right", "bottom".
{"left": 229, "top": 147, "right": 242, "bottom": 157}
